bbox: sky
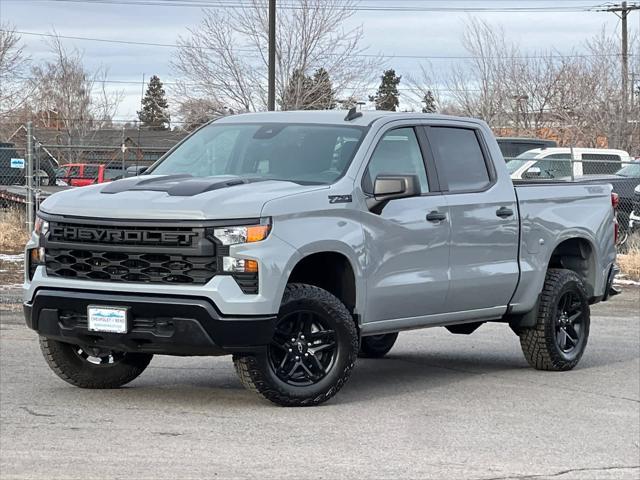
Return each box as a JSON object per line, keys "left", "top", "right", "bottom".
{"left": 1, "top": 0, "right": 639, "bottom": 120}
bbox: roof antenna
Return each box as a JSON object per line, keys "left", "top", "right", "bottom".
{"left": 344, "top": 107, "right": 363, "bottom": 121}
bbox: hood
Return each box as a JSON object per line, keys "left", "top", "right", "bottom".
{"left": 40, "top": 175, "right": 327, "bottom": 220}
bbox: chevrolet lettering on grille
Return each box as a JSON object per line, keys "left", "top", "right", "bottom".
{"left": 50, "top": 226, "right": 198, "bottom": 246}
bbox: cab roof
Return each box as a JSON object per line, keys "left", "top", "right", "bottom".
{"left": 214, "top": 110, "right": 484, "bottom": 128}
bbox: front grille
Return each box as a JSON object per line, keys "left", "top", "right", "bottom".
{"left": 43, "top": 219, "right": 259, "bottom": 293}
{"left": 45, "top": 249, "right": 217, "bottom": 284}
{"left": 633, "top": 192, "right": 640, "bottom": 213}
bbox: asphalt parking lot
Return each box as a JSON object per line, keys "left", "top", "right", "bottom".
{"left": 0, "top": 288, "right": 638, "bottom": 480}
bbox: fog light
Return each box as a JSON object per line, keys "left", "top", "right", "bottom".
{"left": 222, "top": 256, "right": 258, "bottom": 273}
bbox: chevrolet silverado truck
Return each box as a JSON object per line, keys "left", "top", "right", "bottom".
{"left": 24, "top": 111, "right": 619, "bottom": 407}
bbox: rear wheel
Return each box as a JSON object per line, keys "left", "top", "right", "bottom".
{"left": 359, "top": 333, "right": 398, "bottom": 358}
{"left": 39, "top": 337, "right": 152, "bottom": 388}
{"left": 233, "top": 283, "right": 358, "bottom": 407}
{"left": 519, "top": 269, "right": 590, "bottom": 371}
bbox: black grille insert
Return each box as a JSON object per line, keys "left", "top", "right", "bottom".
{"left": 46, "top": 249, "right": 218, "bottom": 284}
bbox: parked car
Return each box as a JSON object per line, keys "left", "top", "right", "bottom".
{"left": 507, "top": 147, "right": 633, "bottom": 180}
{"left": 628, "top": 184, "right": 640, "bottom": 239}
{"left": 0, "top": 142, "right": 56, "bottom": 186}
{"left": 568, "top": 162, "right": 640, "bottom": 245}
{"left": 24, "top": 111, "right": 618, "bottom": 406}
{"left": 496, "top": 137, "right": 557, "bottom": 159}
{"left": 55, "top": 163, "right": 125, "bottom": 187}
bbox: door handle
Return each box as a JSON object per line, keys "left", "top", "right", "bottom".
{"left": 496, "top": 207, "right": 514, "bottom": 218}
{"left": 426, "top": 211, "right": 447, "bottom": 222}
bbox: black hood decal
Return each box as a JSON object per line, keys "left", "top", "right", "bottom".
{"left": 101, "top": 175, "right": 267, "bottom": 196}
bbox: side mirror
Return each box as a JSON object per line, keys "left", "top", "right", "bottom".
{"left": 523, "top": 166, "right": 541, "bottom": 179}
{"left": 367, "top": 174, "right": 420, "bottom": 211}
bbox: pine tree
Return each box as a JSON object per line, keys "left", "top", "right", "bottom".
{"left": 137, "top": 75, "right": 170, "bottom": 130}
{"left": 282, "top": 68, "right": 336, "bottom": 110}
{"left": 370, "top": 69, "right": 401, "bottom": 111}
{"left": 421, "top": 90, "right": 437, "bottom": 113}
{"left": 282, "top": 69, "right": 313, "bottom": 110}
{"left": 308, "top": 68, "right": 336, "bottom": 110}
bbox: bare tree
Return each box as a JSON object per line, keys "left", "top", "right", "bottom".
{"left": 176, "top": 96, "right": 229, "bottom": 131}
{"left": 404, "top": 63, "right": 444, "bottom": 113}
{"left": 446, "top": 19, "right": 639, "bottom": 155}
{"left": 447, "top": 18, "right": 514, "bottom": 126}
{"left": 28, "top": 33, "right": 123, "bottom": 160}
{"left": 0, "top": 24, "right": 31, "bottom": 136}
{"left": 172, "top": 0, "right": 379, "bottom": 113}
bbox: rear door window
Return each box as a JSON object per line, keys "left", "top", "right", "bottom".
{"left": 428, "top": 127, "right": 491, "bottom": 192}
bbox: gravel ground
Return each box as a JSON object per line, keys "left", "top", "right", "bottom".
{"left": 0, "top": 288, "right": 638, "bottom": 480}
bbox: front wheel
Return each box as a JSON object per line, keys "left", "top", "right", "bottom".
{"left": 233, "top": 283, "right": 358, "bottom": 407}
{"left": 519, "top": 269, "right": 590, "bottom": 371}
{"left": 39, "top": 337, "right": 153, "bottom": 388}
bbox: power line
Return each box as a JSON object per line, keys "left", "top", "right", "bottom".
{"left": 5, "top": 30, "right": 632, "bottom": 60}
{"left": 10, "top": 75, "right": 483, "bottom": 93}
{"left": 3, "top": 0, "right": 606, "bottom": 12}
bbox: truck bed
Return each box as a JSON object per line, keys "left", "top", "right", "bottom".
{"left": 509, "top": 181, "right": 616, "bottom": 314}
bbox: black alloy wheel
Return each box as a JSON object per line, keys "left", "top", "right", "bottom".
{"left": 519, "top": 268, "right": 591, "bottom": 371}
{"left": 554, "top": 291, "right": 586, "bottom": 357}
{"left": 268, "top": 311, "right": 337, "bottom": 386}
{"left": 233, "top": 283, "right": 359, "bottom": 407}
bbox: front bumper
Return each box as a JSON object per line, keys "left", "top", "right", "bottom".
{"left": 24, "top": 289, "right": 277, "bottom": 356}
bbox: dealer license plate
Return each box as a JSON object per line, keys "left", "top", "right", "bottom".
{"left": 87, "top": 306, "right": 129, "bottom": 334}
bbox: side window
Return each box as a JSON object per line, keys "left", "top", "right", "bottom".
{"left": 364, "top": 127, "right": 428, "bottom": 194}
{"left": 83, "top": 165, "right": 99, "bottom": 179}
{"left": 429, "top": 127, "right": 490, "bottom": 192}
{"left": 534, "top": 154, "right": 572, "bottom": 178}
{"left": 581, "top": 153, "right": 621, "bottom": 175}
{"left": 68, "top": 166, "right": 80, "bottom": 178}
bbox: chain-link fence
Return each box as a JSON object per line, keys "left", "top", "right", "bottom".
{"left": 0, "top": 121, "right": 187, "bottom": 232}
{"left": 2, "top": 121, "right": 639, "bottom": 250}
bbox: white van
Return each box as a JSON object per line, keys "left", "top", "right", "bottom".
{"left": 507, "top": 148, "right": 633, "bottom": 180}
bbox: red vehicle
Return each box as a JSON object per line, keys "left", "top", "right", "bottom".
{"left": 56, "top": 164, "right": 124, "bottom": 187}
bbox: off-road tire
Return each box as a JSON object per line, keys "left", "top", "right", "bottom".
{"left": 39, "top": 337, "right": 153, "bottom": 388}
{"left": 519, "top": 269, "right": 590, "bottom": 371}
{"left": 359, "top": 333, "right": 398, "bottom": 358}
{"left": 233, "top": 283, "right": 358, "bottom": 407}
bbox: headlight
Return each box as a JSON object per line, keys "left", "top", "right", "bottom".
{"left": 28, "top": 247, "right": 46, "bottom": 280}
{"left": 34, "top": 217, "right": 49, "bottom": 236}
{"left": 213, "top": 223, "right": 270, "bottom": 246}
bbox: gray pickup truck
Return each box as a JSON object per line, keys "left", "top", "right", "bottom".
{"left": 24, "top": 111, "right": 619, "bottom": 406}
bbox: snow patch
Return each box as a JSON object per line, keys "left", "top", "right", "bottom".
{"left": 0, "top": 254, "right": 24, "bottom": 262}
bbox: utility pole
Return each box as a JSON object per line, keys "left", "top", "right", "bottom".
{"left": 599, "top": 2, "right": 640, "bottom": 148}
{"left": 267, "top": 0, "right": 276, "bottom": 111}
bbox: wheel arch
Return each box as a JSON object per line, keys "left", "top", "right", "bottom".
{"left": 547, "top": 236, "right": 597, "bottom": 298}
{"left": 286, "top": 250, "right": 359, "bottom": 315}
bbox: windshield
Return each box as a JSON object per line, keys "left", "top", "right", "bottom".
{"left": 150, "top": 123, "right": 365, "bottom": 185}
{"left": 615, "top": 162, "right": 640, "bottom": 177}
{"left": 515, "top": 151, "right": 542, "bottom": 159}
{"left": 506, "top": 159, "right": 529, "bottom": 174}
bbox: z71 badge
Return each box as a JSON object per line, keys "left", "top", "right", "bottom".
{"left": 328, "top": 195, "right": 352, "bottom": 204}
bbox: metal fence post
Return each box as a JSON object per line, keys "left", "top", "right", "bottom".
{"left": 569, "top": 145, "right": 575, "bottom": 181}
{"left": 26, "top": 121, "right": 34, "bottom": 232}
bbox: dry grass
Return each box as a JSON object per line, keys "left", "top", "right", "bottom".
{"left": 619, "top": 235, "right": 640, "bottom": 282}
{"left": 0, "top": 208, "right": 29, "bottom": 254}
